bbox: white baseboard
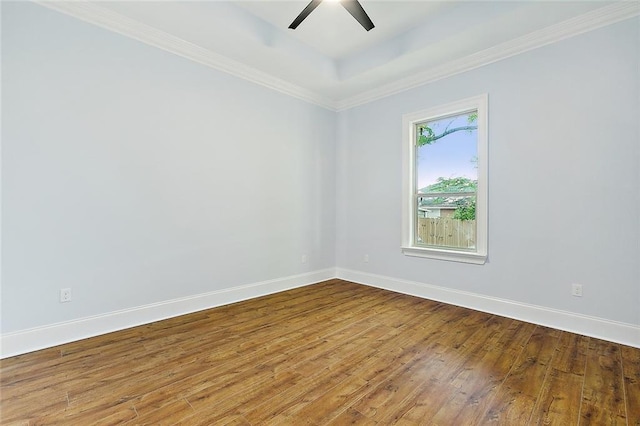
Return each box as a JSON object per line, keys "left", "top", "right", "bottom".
{"left": 3, "top": 267, "right": 637, "bottom": 358}
{"left": 0, "top": 268, "right": 336, "bottom": 358}
{"left": 336, "top": 268, "right": 640, "bottom": 349}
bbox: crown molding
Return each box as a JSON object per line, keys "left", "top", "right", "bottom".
{"left": 34, "top": 1, "right": 338, "bottom": 111}
{"left": 35, "top": 1, "right": 639, "bottom": 112}
{"left": 335, "top": 1, "right": 640, "bottom": 111}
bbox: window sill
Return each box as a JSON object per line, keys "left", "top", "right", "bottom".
{"left": 401, "top": 246, "right": 487, "bottom": 264}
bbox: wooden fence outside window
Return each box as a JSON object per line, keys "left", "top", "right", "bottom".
{"left": 417, "top": 217, "right": 476, "bottom": 249}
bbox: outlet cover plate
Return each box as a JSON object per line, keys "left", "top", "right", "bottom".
{"left": 571, "top": 283, "right": 583, "bottom": 297}
{"left": 60, "top": 288, "right": 71, "bottom": 302}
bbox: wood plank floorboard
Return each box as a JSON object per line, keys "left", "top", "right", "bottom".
{"left": 1, "top": 279, "right": 638, "bottom": 425}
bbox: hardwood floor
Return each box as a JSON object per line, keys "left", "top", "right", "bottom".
{"left": 1, "top": 279, "right": 638, "bottom": 425}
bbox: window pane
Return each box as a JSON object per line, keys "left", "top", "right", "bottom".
{"left": 415, "top": 111, "right": 478, "bottom": 250}
{"left": 416, "top": 195, "right": 476, "bottom": 249}
{"left": 416, "top": 112, "right": 478, "bottom": 191}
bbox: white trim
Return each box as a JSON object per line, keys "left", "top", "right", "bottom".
{"left": 3, "top": 267, "right": 638, "bottom": 357}
{"left": 336, "top": 268, "right": 640, "bottom": 349}
{"left": 402, "top": 94, "right": 488, "bottom": 265}
{"left": 33, "top": 1, "right": 639, "bottom": 112}
{"left": 0, "top": 268, "right": 336, "bottom": 359}
{"left": 401, "top": 247, "right": 487, "bottom": 265}
{"left": 335, "top": 2, "right": 640, "bottom": 111}
{"left": 34, "top": 1, "right": 336, "bottom": 111}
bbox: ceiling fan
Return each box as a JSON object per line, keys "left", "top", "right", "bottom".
{"left": 288, "top": 0, "right": 375, "bottom": 32}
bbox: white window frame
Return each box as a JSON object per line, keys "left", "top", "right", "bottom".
{"left": 401, "top": 94, "right": 488, "bottom": 264}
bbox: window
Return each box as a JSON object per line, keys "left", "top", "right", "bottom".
{"left": 402, "top": 94, "right": 488, "bottom": 264}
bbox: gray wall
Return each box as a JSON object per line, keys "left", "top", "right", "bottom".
{"left": 1, "top": 3, "right": 336, "bottom": 332}
{"left": 336, "top": 18, "right": 640, "bottom": 326}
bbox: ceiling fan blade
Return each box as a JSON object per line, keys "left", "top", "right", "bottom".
{"left": 288, "top": 0, "right": 323, "bottom": 29}
{"left": 341, "top": 0, "right": 375, "bottom": 31}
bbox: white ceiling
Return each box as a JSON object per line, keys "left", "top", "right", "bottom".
{"left": 43, "top": 1, "right": 638, "bottom": 109}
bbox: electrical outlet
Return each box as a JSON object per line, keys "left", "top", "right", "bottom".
{"left": 364, "top": 254, "right": 369, "bottom": 263}
{"left": 60, "top": 288, "right": 72, "bottom": 303}
{"left": 301, "top": 254, "right": 308, "bottom": 264}
{"left": 571, "top": 283, "right": 583, "bottom": 297}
